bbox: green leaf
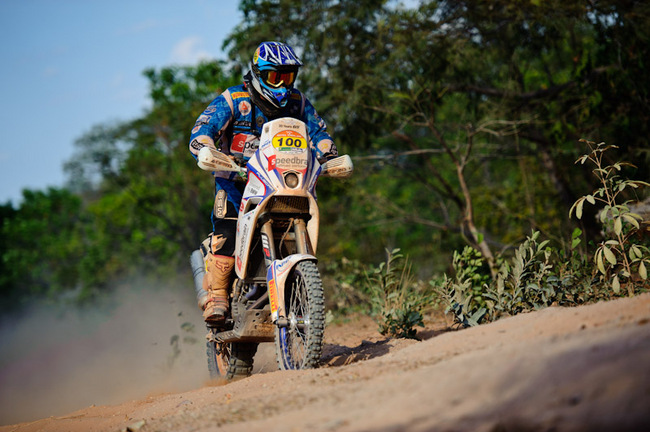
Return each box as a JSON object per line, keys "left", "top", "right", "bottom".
{"left": 614, "top": 217, "right": 622, "bottom": 236}
{"left": 572, "top": 227, "right": 582, "bottom": 239}
{"left": 622, "top": 214, "right": 640, "bottom": 229}
{"left": 600, "top": 206, "right": 610, "bottom": 223}
{"left": 640, "top": 261, "right": 647, "bottom": 280}
{"left": 576, "top": 198, "right": 585, "bottom": 219}
{"left": 612, "top": 275, "right": 620, "bottom": 294}
{"left": 537, "top": 240, "right": 550, "bottom": 251}
{"left": 603, "top": 245, "right": 617, "bottom": 265}
{"left": 571, "top": 237, "right": 581, "bottom": 249}
{"left": 596, "top": 250, "right": 606, "bottom": 274}
{"left": 586, "top": 195, "right": 595, "bottom": 204}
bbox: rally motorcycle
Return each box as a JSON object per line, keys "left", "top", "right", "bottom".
{"left": 189, "top": 117, "right": 353, "bottom": 380}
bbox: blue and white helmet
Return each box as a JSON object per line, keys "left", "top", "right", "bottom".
{"left": 245, "top": 42, "right": 303, "bottom": 116}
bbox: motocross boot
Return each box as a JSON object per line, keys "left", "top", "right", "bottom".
{"left": 202, "top": 254, "right": 235, "bottom": 322}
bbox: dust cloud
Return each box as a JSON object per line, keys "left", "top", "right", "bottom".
{"left": 0, "top": 280, "right": 208, "bottom": 425}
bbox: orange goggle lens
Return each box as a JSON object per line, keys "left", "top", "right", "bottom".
{"left": 264, "top": 70, "right": 296, "bottom": 87}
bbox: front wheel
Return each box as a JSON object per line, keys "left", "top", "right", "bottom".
{"left": 275, "top": 261, "right": 325, "bottom": 370}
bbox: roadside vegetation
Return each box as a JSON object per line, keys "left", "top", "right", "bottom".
{"left": 2, "top": 1, "right": 648, "bottom": 337}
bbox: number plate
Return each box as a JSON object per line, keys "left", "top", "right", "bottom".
{"left": 272, "top": 130, "right": 307, "bottom": 150}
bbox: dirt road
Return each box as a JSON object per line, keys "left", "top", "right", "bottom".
{"left": 2, "top": 293, "right": 649, "bottom": 432}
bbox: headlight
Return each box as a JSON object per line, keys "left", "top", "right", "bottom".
{"left": 284, "top": 172, "right": 300, "bottom": 188}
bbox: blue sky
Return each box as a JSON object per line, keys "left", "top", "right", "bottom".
{"left": 0, "top": 0, "right": 242, "bottom": 205}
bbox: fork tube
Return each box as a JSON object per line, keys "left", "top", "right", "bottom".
{"left": 260, "top": 220, "right": 276, "bottom": 268}
{"left": 293, "top": 219, "right": 312, "bottom": 255}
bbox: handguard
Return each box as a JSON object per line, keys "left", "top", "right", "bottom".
{"left": 320, "top": 155, "right": 354, "bottom": 178}
{"left": 197, "top": 146, "right": 245, "bottom": 174}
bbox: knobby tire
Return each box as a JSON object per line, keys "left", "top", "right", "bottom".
{"left": 206, "top": 335, "right": 257, "bottom": 380}
{"left": 275, "top": 261, "right": 325, "bottom": 370}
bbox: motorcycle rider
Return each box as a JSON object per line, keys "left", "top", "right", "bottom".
{"left": 189, "top": 41, "right": 338, "bottom": 322}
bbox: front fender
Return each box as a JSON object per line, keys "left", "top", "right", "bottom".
{"left": 266, "top": 254, "right": 317, "bottom": 322}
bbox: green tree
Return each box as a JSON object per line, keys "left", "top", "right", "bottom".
{"left": 225, "top": 0, "right": 650, "bottom": 271}
{"left": 0, "top": 188, "right": 85, "bottom": 310}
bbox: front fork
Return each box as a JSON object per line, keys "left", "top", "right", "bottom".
{"left": 260, "top": 218, "right": 312, "bottom": 267}
{"left": 260, "top": 218, "right": 315, "bottom": 324}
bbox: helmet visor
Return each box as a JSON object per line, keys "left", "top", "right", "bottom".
{"left": 262, "top": 70, "right": 296, "bottom": 88}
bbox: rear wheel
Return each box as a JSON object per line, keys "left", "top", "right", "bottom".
{"left": 206, "top": 331, "right": 257, "bottom": 380}
{"left": 275, "top": 261, "right": 325, "bottom": 370}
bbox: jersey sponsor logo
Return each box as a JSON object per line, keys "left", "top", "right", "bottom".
{"left": 317, "top": 140, "right": 334, "bottom": 155}
{"left": 231, "top": 91, "right": 248, "bottom": 99}
{"left": 195, "top": 114, "right": 210, "bottom": 126}
{"left": 244, "top": 137, "right": 260, "bottom": 159}
{"left": 231, "top": 134, "right": 246, "bottom": 153}
{"left": 192, "top": 125, "right": 201, "bottom": 134}
{"left": 233, "top": 120, "right": 252, "bottom": 128}
{"left": 231, "top": 134, "right": 260, "bottom": 159}
{"left": 239, "top": 100, "right": 252, "bottom": 116}
{"left": 190, "top": 139, "right": 204, "bottom": 151}
{"left": 203, "top": 106, "right": 216, "bottom": 114}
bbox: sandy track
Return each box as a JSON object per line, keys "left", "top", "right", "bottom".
{"left": 2, "top": 293, "right": 649, "bottom": 432}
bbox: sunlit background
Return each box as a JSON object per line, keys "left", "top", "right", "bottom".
{"left": 0, "top": 0, "right": 240, "bottom": 204}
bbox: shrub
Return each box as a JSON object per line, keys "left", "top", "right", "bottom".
{"left": 434, "top": 246, "right": 490, "bottom": 327}
{"left": 437, "top": 139, "right": 649, "bottom": 328}
{"left": 366, "top": 249, "right": 431, "bottom": 339}
{"left": 483, "top": 231, "right": 561, "bottom": 320}
{"left": 435, "top": 232, "right": 564, "bottom": 326}
{"left": 570, "top": 140, "right": 649, "bottom": 295}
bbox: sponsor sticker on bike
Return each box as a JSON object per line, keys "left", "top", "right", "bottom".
{"left": 276, "top": 155, "right": 307, "bottom": 170}
{"left": 268, "top": 278, "right": 279, "bottom": 314}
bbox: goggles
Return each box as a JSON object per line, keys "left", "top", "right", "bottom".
{"left": 262, "top": 69, "right": 297, "bottom": 88}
